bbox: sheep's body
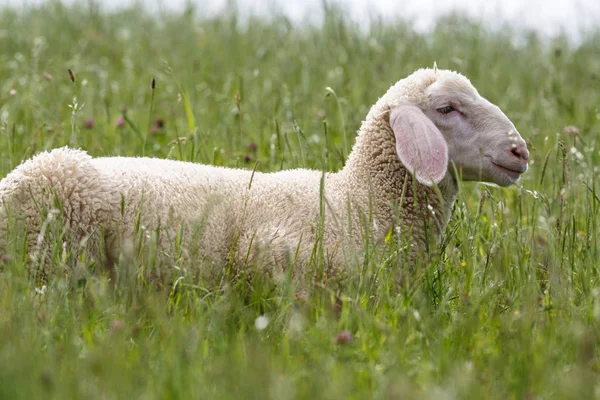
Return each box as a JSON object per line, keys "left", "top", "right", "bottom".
{"left": 0, "top": 143, "right": 452, "bottom": 280}
{"left": 0, "top": 67, "right": 528, "bottom": 283}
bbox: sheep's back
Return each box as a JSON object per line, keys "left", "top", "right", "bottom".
{"left": 91, "top": 157, "right": 327, "bottom": 265}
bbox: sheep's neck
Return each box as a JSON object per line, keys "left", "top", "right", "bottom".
{"left": 338, "top": 120, "right": 458, "bottom": 244}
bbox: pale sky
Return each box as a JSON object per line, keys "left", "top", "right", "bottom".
{"left": 1, "top": 0, "right": 598, "bottom": 43}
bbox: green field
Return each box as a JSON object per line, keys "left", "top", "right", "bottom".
{"left": 0, "top": 2, "right": 599, "bottom": 398}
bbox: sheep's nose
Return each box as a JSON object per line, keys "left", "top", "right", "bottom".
{"left": 510, "top": 141, "right": 529, "bottom": 162}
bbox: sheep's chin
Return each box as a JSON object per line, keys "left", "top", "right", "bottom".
{"left": 484, "top": 161, "right": 523, "bottom": 187}
{"left": 456, "top": 161, "right": 523, "bottom": 187}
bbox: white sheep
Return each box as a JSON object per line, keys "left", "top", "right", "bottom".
{"left": 0, "top": 67, "right": 529, "bottom": 283}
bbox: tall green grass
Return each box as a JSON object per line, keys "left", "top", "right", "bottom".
{"left": 0, "top": 2, "right": 599, "bottom": 398}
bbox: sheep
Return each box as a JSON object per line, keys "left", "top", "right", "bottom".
{"left": 0, "top": 67, "right": 529, "bottom": 285}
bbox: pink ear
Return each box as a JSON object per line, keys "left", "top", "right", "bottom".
{"left": 390, "top": 105, "right": 449, "bottom": 186}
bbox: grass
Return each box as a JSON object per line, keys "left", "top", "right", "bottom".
{"left": 0, "top": 2, "right": 600, "bottom": 398}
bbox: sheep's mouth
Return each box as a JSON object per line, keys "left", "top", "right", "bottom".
{"left": 490, "top": 161, "right": 524, "bottom": 181}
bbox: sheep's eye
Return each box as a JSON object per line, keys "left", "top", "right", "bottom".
{"left": 437, "top": 106, "right": 455, "bottom": 114}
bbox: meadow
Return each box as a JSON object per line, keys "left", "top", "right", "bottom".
{"left": 0, "top": 2, "right": 599, "bottom": 398}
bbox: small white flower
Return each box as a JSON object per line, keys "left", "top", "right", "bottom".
{"left": 413, "top": 310, "right": 421, "bottom": 322}
{"left": 255, "top": 315, "right": 270, "bottom": 331}
{"left": 35, "top": 285, "right": 47, "bottom": 296}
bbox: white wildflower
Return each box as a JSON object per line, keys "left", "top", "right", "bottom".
{"left": 255, "top": 315, "right": 270, "bottom": 331}
{"left": 35, "top": 285, "right": 47, "bottom": 296}
{"left": 570, "top": 146, "right": 584, "bottom": 161}
{"left": 413, "top": 310, "right": 421, "bottom": 322}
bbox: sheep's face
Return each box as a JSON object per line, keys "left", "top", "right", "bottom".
{"left": 422, "top": 74, "right": 529, "bottom": 187}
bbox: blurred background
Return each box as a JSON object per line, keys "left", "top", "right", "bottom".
{"left": 2, "top": 0, "right": 600, "bottom": 43}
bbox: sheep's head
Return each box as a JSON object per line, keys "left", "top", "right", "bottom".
{"left": 387, "top": 68, "right": 529, "bottom": 187}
